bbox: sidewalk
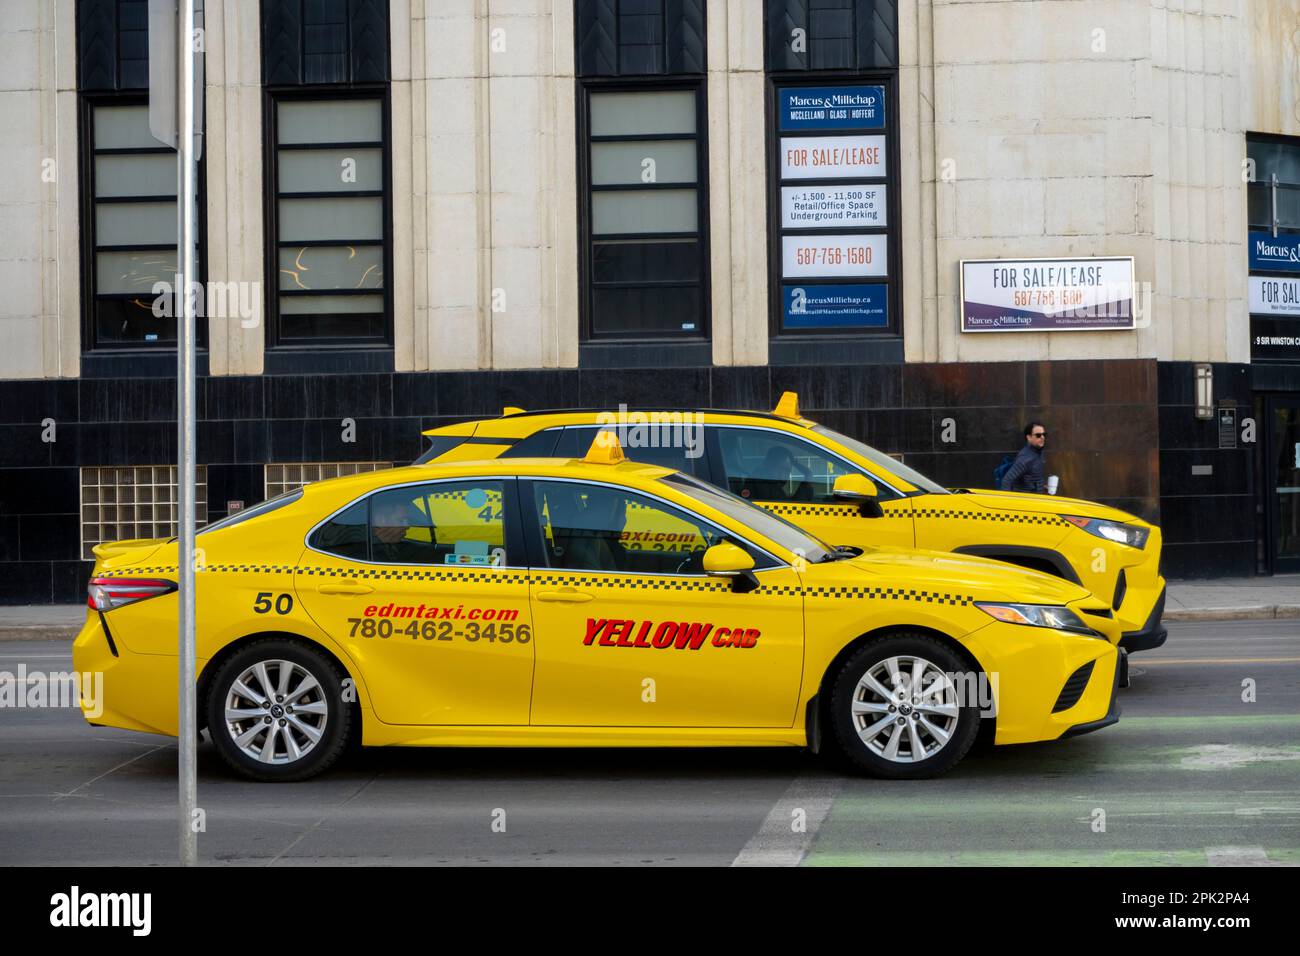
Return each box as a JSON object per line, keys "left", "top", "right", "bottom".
{"left": 1164, "top": 575, "right": 1300, "bottom": 622}
{"left": 1, "top": 576, "right": 1298, "bottom": 640}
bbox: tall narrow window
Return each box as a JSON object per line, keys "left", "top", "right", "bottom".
{"left": 77, "top": 0, "right": 205, "bottom": 349}
{"left": 576, "top": 0, "right": 708, "bottom": 343}
{"left": 268, "top": 95, "right": 389, "bottom": 344}
{"left": 86, "top": 99, "right": 198, "bottom": 346}
{"left": 583, "top": 86, "right": 707, "bottom": 338}
{"left": 260, "top": 0, "right": 392, "bottom": 347}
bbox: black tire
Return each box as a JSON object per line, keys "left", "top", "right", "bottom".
{"left": 206, "top": 639, "right": 353, "bottom": 782}
{"left": 830, "top": 633, "right": 982, "bottom": 780}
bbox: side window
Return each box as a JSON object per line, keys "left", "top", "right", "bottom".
{"left": 311, "top": 481, "right": 510, "bottom": 566}
{"left": 563, "top": 426, "right": 706, "bottom": 475}
{"left": 714, "top": 427, "right": 871, "bottom": 504}
{"left": 372, "top": 481, "right": 509, "bottom": 566}
{"left": 310, "top": 500, "right": 369, "bottom": 560}
{"left": 531, "top": 481, "right": 726, "bottom": 575}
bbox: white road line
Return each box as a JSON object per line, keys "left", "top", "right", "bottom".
{"left": 1205, "top": 846, "right": 1276, "bottom": 866}
{"left": 731, "top": 774, "right": 842, "bottom": 867}
{"left": 54, "top": 745, "right": 168, "bottom": 800}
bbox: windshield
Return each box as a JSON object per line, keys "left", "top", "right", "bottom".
{"left": 660, "top": 472, "right": 833, "bottom": 563}
{"left": 812, "top": 425, "right": 949, "bottom": 496}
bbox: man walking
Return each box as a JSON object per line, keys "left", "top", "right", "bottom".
{"left": 1001, "top": 422, "right": 1047, "bottom": 493}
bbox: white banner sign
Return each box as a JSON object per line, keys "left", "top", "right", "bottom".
{"left": 779, "top": 135, "right": 886, "bottom": 180}
{"left": 781, "top": 184, "right": 886, "bottom": 229}
{"left": 782, "top": 234, "right": 887, "bottom": 278}
{"left": 1250, "top": 275, "right": 1300, "bottom": 316}
{"left": 960, "top": 256, "right": 1136, "bottom": 332}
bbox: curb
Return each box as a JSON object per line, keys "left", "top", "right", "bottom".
{"left": 1162, "top": 605, "right": 1300, "bottom": 623}
{"left": 0, "top": 627, "right": 81, "bottom": 642}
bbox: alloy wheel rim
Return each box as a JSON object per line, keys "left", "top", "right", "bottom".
{"left": 851, "top": 655, "right": 961, "bottom": 763}
{"left": 224, "top": 659, "right": 328, "bottom": 764}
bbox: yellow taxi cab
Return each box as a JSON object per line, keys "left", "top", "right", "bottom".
{"left": 74, "top": 435, "right": 1122, "bottom": 782}
{"left": 418, "top": 393, "right": 1166, "bottom": 670}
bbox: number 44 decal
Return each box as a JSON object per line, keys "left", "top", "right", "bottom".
{"left": 253, "top": 592, "right": 294, "bottom": 615}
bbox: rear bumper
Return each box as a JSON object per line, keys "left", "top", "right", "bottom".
{"left": 72, "top": 612, "right": 185, "bottom": 736}
{"left": 1119, "top": 584, "right": 1167, "bottom": 654}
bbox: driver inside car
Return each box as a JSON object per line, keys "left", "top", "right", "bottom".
{"left": 753, "top": 445, "right": 813, "bottom": 501}
{"left": 370, "top": 495, "right": 438, "bottom": 564}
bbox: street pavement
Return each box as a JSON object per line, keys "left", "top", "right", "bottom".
{"left": 0, "top": 619, "right": 1296, "bottom": 866}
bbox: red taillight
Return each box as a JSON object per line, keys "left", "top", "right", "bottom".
{"left": 87, "top": 577, "right": 177, "bottom": 611}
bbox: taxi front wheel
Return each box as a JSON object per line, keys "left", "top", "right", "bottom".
{"left": 830, "top": 634, "right": 982, "bottom": 780}
{"left": 206, "top": 639, "right": 353, "bottom": 782}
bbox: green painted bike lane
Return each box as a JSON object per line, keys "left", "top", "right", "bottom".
{"left": 804, "top": 713, "right": 1300, "bottom": 866}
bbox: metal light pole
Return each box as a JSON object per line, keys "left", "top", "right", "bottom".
{"left": 148, "top": 0, "right": 202, "bottom": 867}
{"left": 176, "top": 0, "right": 199, "bottom": 869}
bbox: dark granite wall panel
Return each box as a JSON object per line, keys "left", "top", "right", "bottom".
{"left": 0, "top": 358, "right": 1266, "bottom": 602}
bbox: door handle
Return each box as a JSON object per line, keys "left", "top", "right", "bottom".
{"left": 537, "top": 589, "right": 594, "bottom": 603}
{"left": 317, "top": 581, "right": 374, "bottom": 595}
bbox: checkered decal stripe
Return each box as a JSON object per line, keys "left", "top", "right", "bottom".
{"left": 762, "top": 503, "right": 865, "bottom": 517}
{"left": 763, "top": 502, "right": 1064, "bottom": 526}
{"left": 96, "top": 567, "right": 972, "bottom": 604}
{"left": 97, "top": 564, "right": 296, "bottom": 577}
{"left": 532, "top": 574, "right": 730, "bottom": 592}
{"left": 296, "top": 566, "right": 530, "bottom": 585}
{"left": 910, "top": 508, "right": 1066, "bottom": 526}
{"left": 755, "top": 584, "right": 973, "bottom": 606}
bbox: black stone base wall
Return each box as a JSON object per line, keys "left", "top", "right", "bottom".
{"left": 0, "top": 358, "right": 1263, "bottom": 604}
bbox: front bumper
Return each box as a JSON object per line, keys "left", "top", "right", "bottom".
{"left": 1061, "top": 650, "right": 1122, "bottom": 738}
{"left": 1119, "top": 584, "right": 1167, "bottom": 653}
{"left": 965, "top": 621, "right": 1121, "bottom": 746}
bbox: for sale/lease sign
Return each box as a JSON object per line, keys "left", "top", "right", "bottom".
{"left": 960, "top": 256, "right": 1136, "bottom": 332}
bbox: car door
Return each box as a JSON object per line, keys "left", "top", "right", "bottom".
{"left": 295, "top": 477, "right": 535, "bottom": 725}
{"left": 522, "top": 478, "right": 805, "bottom": 728}
{"left": 708, "top": 425, "right": 916, "bottom": 549}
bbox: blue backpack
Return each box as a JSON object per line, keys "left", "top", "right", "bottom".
{"left": 992, "top": 455, "right": 1015, "bottom": 489}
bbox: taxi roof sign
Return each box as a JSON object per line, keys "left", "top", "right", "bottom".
{"left": 583, "top": 429, "right": 625, "bottom": 465}
{"left": 502, "top": 406, "right": 526, "bottom": 416}
{"left": 773, "top": 391, "right": 800, "bottom": 419}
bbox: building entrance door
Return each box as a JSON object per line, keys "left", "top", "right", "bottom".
{"left": 1266, "top": 395, "right": 1300, "bottom": 574}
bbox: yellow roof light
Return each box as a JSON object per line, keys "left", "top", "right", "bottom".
{"left": 502, "top": 406, "right": 526, "bottom": 417}
{"left": 772, "top": 391, "right": 800, "bottom": 419}
{"left": 583, "top": 429, "right": 626, "bottom": 465}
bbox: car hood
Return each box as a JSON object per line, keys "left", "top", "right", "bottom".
{"left": 947, "top": 488, "right": 1142, "bottom": 523}
{"left": 816, "top": 545, "right": 1095, "bottom": 605}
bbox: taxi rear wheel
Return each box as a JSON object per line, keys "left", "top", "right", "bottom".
{"left": 206, "top": 640, "right": 352, "bottom": 782}
{"left": 830, "top": 634, "right": 981, "bottom": 780}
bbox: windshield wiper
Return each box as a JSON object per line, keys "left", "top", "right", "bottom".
{"left": 818, "top": 545, "right": 861, "bottom": 562}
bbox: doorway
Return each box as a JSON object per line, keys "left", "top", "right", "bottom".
{"left": 1266, "top": 394, "right": 1300, "bottom": 573}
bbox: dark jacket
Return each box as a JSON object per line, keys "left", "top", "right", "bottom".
{"left": 1000, "top": 444, "right": 1045, "bottom": 493}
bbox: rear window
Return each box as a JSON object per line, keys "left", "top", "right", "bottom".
{"left": 198, "top": 490, "right": 303, "bottom": 535}
{"left": 500, "top": 428, "right": 562, "bottom": 458}
{"left": 413, "top": 435, "right": 469, "bottom": 464}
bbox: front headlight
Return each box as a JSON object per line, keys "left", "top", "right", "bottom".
{"left": 1062, "top": 515, "right": 1149, "bottom": 549}
{"left": 975, "top": 602, "right": 1095, "bottom": 635}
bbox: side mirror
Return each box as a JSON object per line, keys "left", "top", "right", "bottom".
{"left": 832, "top": 474, "right": 884, "bottom": 518}
{"left": 703, "top": 542, "right": 758, "bottom": 593}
